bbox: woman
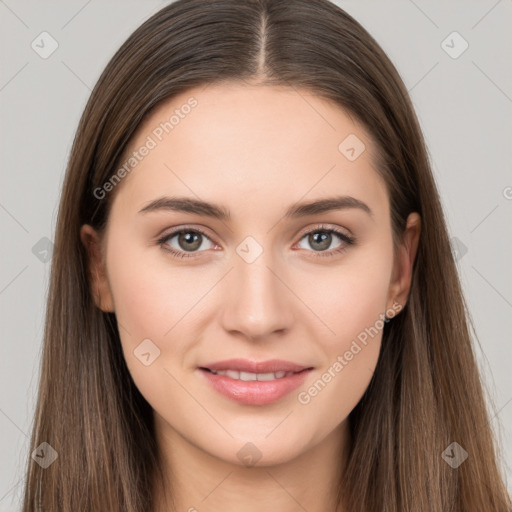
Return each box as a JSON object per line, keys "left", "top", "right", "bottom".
{"left": 21, "top": 0, "right": 511, "bottom": 510}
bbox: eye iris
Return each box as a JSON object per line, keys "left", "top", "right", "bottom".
{"left": 179, "top": 231, "right": 202, "bottom": 251}
{"left": 309, "top": 231, "right": 331, "bottom": 251}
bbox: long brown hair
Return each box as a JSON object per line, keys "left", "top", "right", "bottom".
{"left": 21, "top": 0, "right": 511, "bottom": 510}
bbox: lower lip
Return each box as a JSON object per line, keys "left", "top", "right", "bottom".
{"left": 198, "top": 368, "right": 312, "bottom": 406}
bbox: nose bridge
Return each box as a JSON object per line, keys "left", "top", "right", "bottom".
{"left": 220, "top": 238, "right": 293, "bottom": 339}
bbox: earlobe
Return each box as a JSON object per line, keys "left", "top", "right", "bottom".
{"left": 80, "top": 224, "right": 115, "bottom": 312}
{"left": 387, "top": 212, "right": 421, "bottom": 311}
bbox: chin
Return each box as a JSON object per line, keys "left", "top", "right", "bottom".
{"left": 207, "top": 436, "right": 306, "bottom": 468}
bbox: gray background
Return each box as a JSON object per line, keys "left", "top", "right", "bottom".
{"left": 1, "top": 0, "right": 511, "bottom": 508}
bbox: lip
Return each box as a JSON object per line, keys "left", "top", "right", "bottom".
{"left": 197, "top": 359, "right": 313, "bottom": 406}
{"left": 200, "top": 358, "right": 310, "bottom": 373}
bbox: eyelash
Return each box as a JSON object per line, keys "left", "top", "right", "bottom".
{"left": 156, "top": 224, "right": 356, "bottom": 260}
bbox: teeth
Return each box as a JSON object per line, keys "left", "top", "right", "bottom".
{"left": 256, "top": 372, "right": 277, "bottom": 381}
{"left": 209, "top": 369, "right": 295, "bottom": 380}
{"left": 239, "top": 371, "right": 257, "bottom": 381}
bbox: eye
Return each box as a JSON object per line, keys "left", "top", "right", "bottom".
{"left": 157, "top": 224, "right": 356, "bottom": 260}
{"left": 295, "top": 224, "right": 355, "bottom": 258}
{"left": 157, "top": 227, "right": 216, "bottom": 259}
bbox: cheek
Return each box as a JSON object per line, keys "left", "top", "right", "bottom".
{"left": 103, "top": 233, "right": 182, "bottom": 369}
{"left": 294, "top": 245, "right": 392, "bottom": 413}
{"left": 295, "top": 296, "right": 387, "bottom": 433}
{"left": 106, "top": 230, "right": 204, "bottom": 339}
{"left": 105, "top": 255, "right": 199, "bottom": 411}
{"left": 104, "top": 235, "right": 223, "bottom": 404}
{"left": 299, "top": 248, "right": 393, "bottom": 349}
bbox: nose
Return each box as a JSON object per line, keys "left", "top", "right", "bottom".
{"left": 220, "top": 250, "right": 295, "bottom": 341}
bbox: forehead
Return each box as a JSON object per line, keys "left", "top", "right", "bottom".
{"left": 109, "top": 82, "right": 388, "bottom": 221}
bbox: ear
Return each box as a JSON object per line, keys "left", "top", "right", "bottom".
{"left": 80, "top": 224, "right": 115, "bottom": 312}
{"left": 387, "top": 212, "right": 421, "bottom": 311}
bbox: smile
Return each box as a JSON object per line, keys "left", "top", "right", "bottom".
{"left": 204, "top": 369, "right": 297, "bottom": 380}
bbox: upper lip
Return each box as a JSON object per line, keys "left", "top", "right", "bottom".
{"left": 200, "top": 358, "right": 312, "bottom": 374}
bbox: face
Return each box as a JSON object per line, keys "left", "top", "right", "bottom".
{"left": 81, "top": 82, "right": 419, "bottom": 468}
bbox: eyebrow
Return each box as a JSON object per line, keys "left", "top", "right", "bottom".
{"left": 138, "top": 195, "right": 373, "bottom": 220}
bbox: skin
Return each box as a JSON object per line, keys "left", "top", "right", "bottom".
{"left": 81, "top": 82, "right": 420, "bottom": 512}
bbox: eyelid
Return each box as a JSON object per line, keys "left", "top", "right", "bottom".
{"left": 157, "top": 224, "right": 218, "bottom": 243}
{"left": 157, "top": 223, "right": 353, "bottom": 243}
{"left": 294, "top": 222, "right": 353, "bottom": 241}
{"left": 157, "top": 223, "right": 355, "bottom": 258}
{"left": 156, "top": 224, "right": 218, "bottom": 250}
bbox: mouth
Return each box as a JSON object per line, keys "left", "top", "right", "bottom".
{"left": 197, "top": 360, "right": 313, "bottom": 406}
{"left": 199, "top": 367, "right": 308, "bottom": 381}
